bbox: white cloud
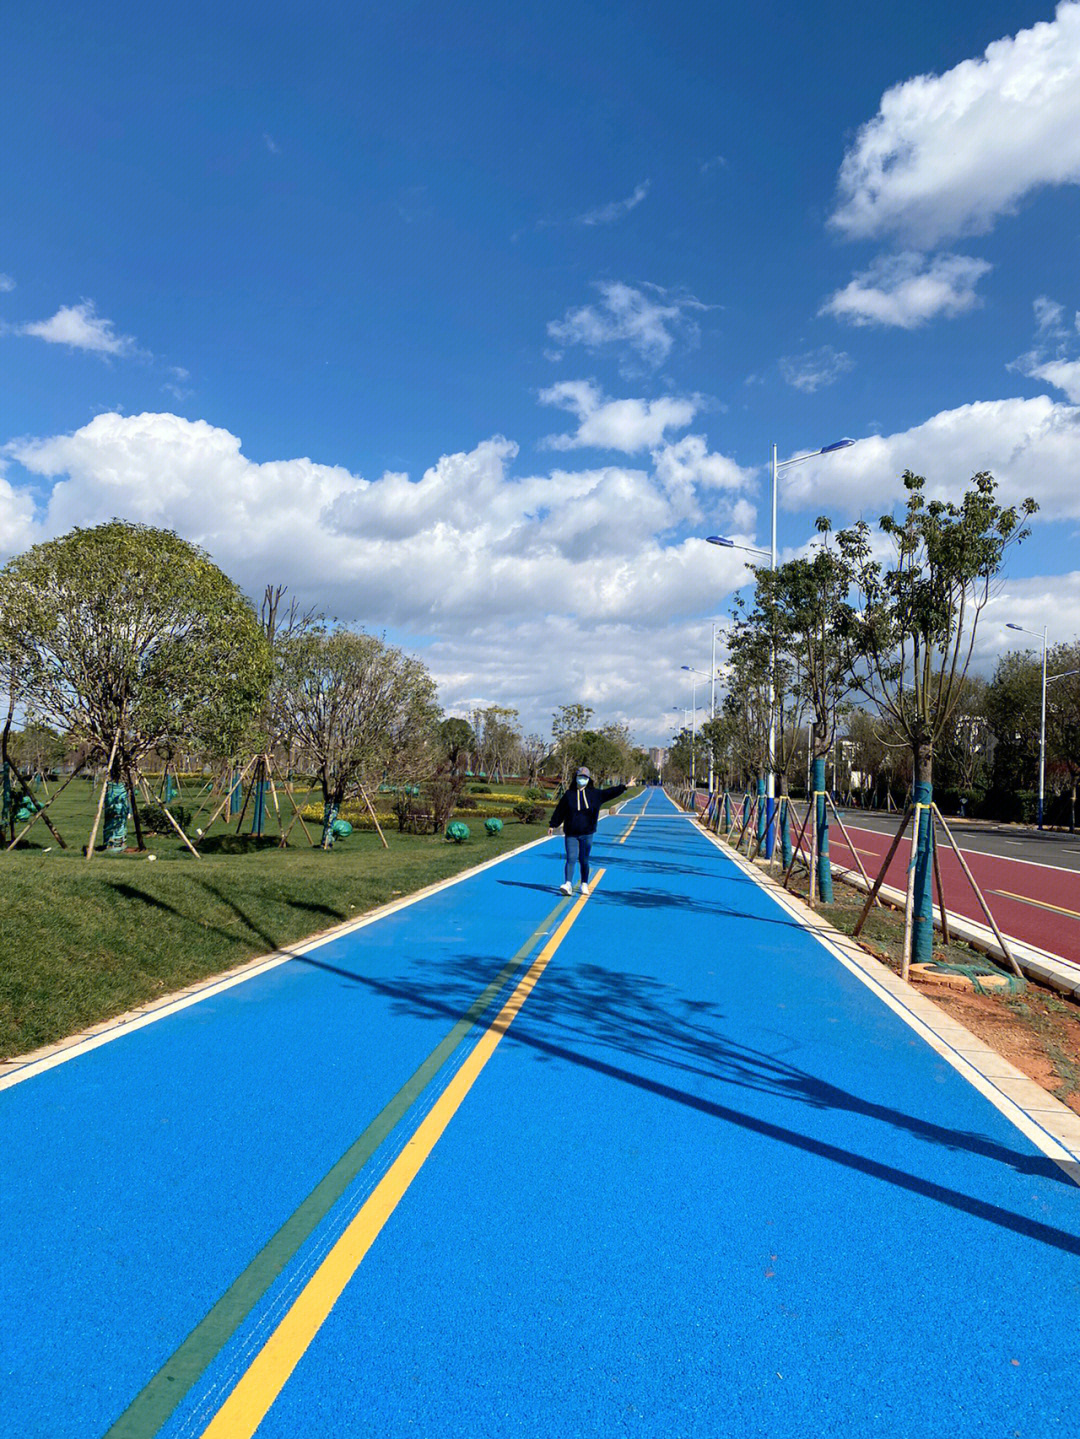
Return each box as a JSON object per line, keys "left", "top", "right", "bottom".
{"left": 830, "top": 2, "right": 1080, "bottom": 246}
{"left": 0, "top": 274, "right": 15, "bottom": 292}
{"left": 263, "top": 133, "right": 280, "bottom": 154}
{"left": 547, "top": 281, "right": 706, "bottom": 369}
{"left": 981, "top": 574, "right": 1080, "bottom": 659}
{"left": 1013, "top": 293, "right": 1080, "bottom": 400}
{"left": 821, "top": 252, "right": 991, "bottom": 328}
{"left": 779, "top": 395, "right": 1080, "bottom": 521}
{"left": 538, "top": 380, "right": 700, "bottom": 452}
{"left": 576, "top": 181, "right": 650, "bottom": 226}
{"left": 779, "top": 345, "right": 854, "bottom": 391}
{"left": 18, "top": 301, "right": 139, "bottom": 357}
{"left": 6, "top": 405, "right": 753, "bottom": 636}
{"left": 1022, "top": 358, "right": 1080, "bottom": 403}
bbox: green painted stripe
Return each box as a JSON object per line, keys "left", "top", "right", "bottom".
{"left": 102, "top": 895, "right": 572, "bottom": 1439}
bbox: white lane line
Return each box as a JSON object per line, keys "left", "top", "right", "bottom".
{"left": 842, "top": 822, "right": 1080, "bottom": 878}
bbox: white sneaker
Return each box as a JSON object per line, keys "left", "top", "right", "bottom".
{"left": 560, "top": 881, "right": 573, "bottom": 895}
{"left": 580, "top": 881, "right": 590, "bottom": 895}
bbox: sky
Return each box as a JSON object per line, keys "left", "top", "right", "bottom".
{"left": 2, "top": 0, "right": 1080, "bottom": 747}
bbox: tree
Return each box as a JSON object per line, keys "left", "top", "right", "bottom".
{"left": 839, "top": 472, "right": 1036, "bottom": 966}
{"left": 276, "top": 629, "right": 439, "bottom": 847}
{"left": 438, "top": 717, "right": 476, "bottom": 773}
{"left": 519, "top": 732, "right": 550, "bottom": 785}
{"left": 473, "top": 705, "right": 520, "bottom": 780}
{"left": 0, "top": 522, "right": 270, "bottom": 850}
{"left": 734, "top": 527, "right": 860, "bottom": 884}
{"left": 552, "top": 703, "right": 594, "bottom": 784}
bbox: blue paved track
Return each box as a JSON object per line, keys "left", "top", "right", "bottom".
{"left": 3, "top": 790, "right": 1079, "bottom": 1438}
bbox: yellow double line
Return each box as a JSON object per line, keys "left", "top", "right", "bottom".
{"left": 200, "top": 870, "right": 605, "bottom": 1439}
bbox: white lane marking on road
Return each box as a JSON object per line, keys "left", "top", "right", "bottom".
{"left": 842, "top": 823, "right": 1080, "bottom": 878}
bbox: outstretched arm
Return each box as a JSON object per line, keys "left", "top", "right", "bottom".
{"left": 598, "top": 783, "right": 628, "bottom": 804}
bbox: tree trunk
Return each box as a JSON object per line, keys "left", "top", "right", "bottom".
{"left": 911, "top": 736, "right": 935, "bottom": 966}
{"left": 779, "top": 776, "right": 793, "bottom": 869}
{"left": 812, "top": 750, "right": 832, "bottom": 902}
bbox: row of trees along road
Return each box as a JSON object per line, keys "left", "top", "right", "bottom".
{"left": 681, "top": 472, "right": 1037, "bottom": 968}
{"left": 0, "top": 521, "right": 648, "bottom": 854}
{"left": 0, "top": 523, "right": 452, "bottom": 850}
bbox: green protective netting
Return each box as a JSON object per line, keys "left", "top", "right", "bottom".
{"left": 14, "top": 794, "right": 40, "bottom": 826}
{"left": 331, "top": 819, "right": 353, "bottom": 838}
{"left": 162, "top": 773, "right": 178, "bottom": 803}
{"left": 919, "top": 960, "right": 1026, "bottom": 995}
{"left": 484, "top": 817, "right": 503, "bottom": 836}
{"left": 446, "top": 820, "right": 470, "bottom": 843}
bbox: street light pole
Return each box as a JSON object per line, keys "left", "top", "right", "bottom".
{"left": 762, "top": 437, "right": 855, "bottom": 854}
{"left": 1007, "top": 622, "right": 1048, "bottom": 829}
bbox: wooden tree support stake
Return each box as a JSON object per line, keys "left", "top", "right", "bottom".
{"left": 781, "top": 799, "right": 814, "bottom": 890}
{"left": 137, "top": 771, "right": 201, "bottom": 859}
{"left": 852, "top": 806, "right": 912, "bottom": 937}
{"left": 932, "top": 803, "right": 1023, "bottom": 980}
{"left": 826, "top": 793, "right": 878, "bottom": 902}
{"left": 87, "top": 729, "right": 122, "bottom": 859}
{"left": 5, "top": 756, "right": 87, "bottom": 851}
{"left": 359, "top": 785, "right": 389, "bottom": 849}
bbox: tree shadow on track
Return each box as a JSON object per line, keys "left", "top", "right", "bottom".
{"left": 289, "top": 944, "right": 1080, "bottom": 1254}
{"left": 498, "top": 878, "right": 808, "bottom": 931}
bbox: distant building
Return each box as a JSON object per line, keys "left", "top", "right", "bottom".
{"left": 649, "top": 746, "right": 667, "bottom": 770}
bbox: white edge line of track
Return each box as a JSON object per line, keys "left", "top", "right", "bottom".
{"left": 675, "top": 799, "right": 1080, "bottom": 1183}
{"left": 0, "top": 812, "right": 632, "bottom": 1093}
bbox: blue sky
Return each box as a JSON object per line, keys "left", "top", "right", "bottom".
{"left": 3, "top": 0, "right": 1080, "bottom": 744}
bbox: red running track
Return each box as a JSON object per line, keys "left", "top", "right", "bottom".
{"left": 691, "top": 794, "right": 1080, "bottom": 966}
{"left": 806, "top": 819, "right": 1080, "bottom": 967}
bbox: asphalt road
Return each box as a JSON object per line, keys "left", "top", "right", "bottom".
{"left": 3, "top": 790, "right": 1078, "bottom": 1438}
{"left": 835, "top": 809, "right": 1080, "bottom": 874}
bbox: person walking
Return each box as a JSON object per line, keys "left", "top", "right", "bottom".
{"left": 548, "top": 766, "right": 627, "bottom": 895}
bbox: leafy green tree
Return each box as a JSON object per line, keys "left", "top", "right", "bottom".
{"left": 552, "top": 702, "right": 594, "bottom": 784}
{"left": 438, "top": 717, "right": 476, "bottom": 773}
{"left": 1046, "top": 641, "right": 1080, "bottom": 830}
{"left": 838, "top": 472, "right": 1036, "bottom": 966}
{"left": 276, "top": 629, "right": 439, "bottom": 847}
{"left": 0, "top": 522, "right": 270, "bottom": 848}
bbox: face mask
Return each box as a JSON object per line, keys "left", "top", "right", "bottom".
{"left": 576, "top": 776, "right": 588, "bottom": 787}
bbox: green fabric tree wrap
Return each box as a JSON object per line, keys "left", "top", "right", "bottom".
{"left": 814, "top": 757, "right": 832, "bottom": 902}
{"left": 320, "top": 801, "right": 339, "bottom": 849}
{"left": 912, "top": 782, "right": 935, "bottom": 965}
{"left": 446, "top": 820, "right": 470, "bottom": 843}
{"left": 484, "top": 817, "right": 502, "bottom": 836}
{"left": 103, "top": 781, "right": 129, "bottom": 852}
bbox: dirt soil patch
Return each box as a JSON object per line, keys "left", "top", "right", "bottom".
{"left": 751, "top": 850, "right": 1080, "bottom": 1117}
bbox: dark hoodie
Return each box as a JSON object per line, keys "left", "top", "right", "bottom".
{"left": 549, "top": 779, "right": 627, "bottom": 836}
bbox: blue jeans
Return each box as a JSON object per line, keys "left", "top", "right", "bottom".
{"left": 564, "top": 833, "right": 593, "bottom": 884}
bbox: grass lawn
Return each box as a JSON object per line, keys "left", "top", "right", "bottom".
{"left": 0, "top": 776, "right": 639, "bottom": 1059}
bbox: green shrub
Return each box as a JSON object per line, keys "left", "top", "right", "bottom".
{"left": 455, "top": 794, "right": 478, "bottom": 810}
{"left": 513, "top": 801, "right": 545, "bottom": 824}
{"left": 139, "top": 801, "right": 193, "bottom": 834}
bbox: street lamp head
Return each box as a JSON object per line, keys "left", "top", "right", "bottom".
{"left": 706, "top": 535, "right": 734, "bottom": 547}
{"left": 820, "top": 438, "right": 856, "bottom": 453}
{"left": 1006, "top": 623, "right": 1023, "bottom": 631}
